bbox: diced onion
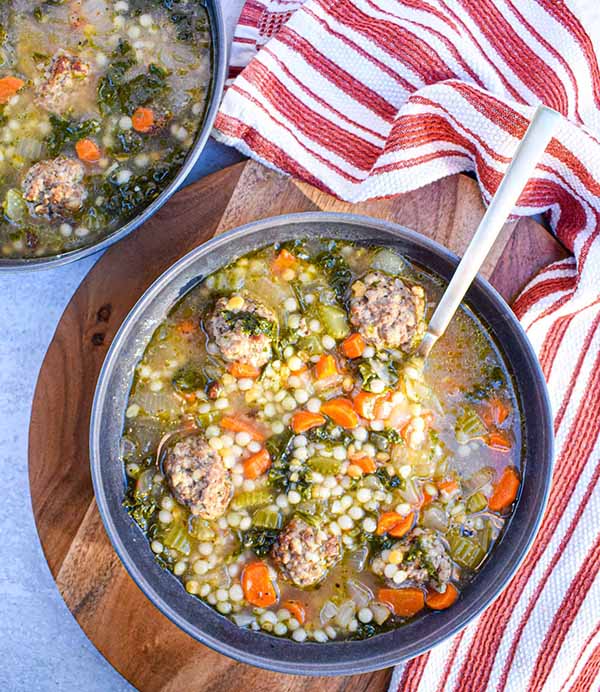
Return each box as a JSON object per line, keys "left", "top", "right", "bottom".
{"left": 422, "top": 505, "right": 449, "bottom": 532}
{"left": 320, "top": 600, "right": 338, "bottom": 625}
{"left": 347, "top": 579, "right": 373, "bottom": 608}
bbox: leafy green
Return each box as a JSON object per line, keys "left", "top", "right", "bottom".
{"left": 113, "top": 129, "right": 144, "bottom": 155}
{"left": 46, "top": 115, "right": 100, "bottom": 156}
{"left": 239, "top": 527, "right": 280, "bottom": 557}
{"left": 124, "top": 491, "right": 157, "bottom": 532}
{"left": 374, "top": 467, "right": 403, "bottom": 490}
{"left": 358, "top": 358, "right": 399, "bottom": 392}
{"left": 315, "top": 245, "right": 352, "bottom": 302}
{"left": 222, "top": 309, "right": 276, "bottom": 339}
{"left": 118, "top": 64, "right": 169, "bottom": 115}
{"left": 307, "top": 421, "right": 353, "bottom": 446}
{"left": 370, "top": 428, "right": 402, "bottom": 452}
{"left": 466, "top": 364, "right": 506, "bottom": 402}
{"left": 172, "top": 365, "right": 205, "bottom": 393}
{"left": 97, "top": 40, "right": 136, "bottom": 115}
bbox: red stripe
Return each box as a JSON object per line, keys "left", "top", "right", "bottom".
{"left": 273, "top": 28, "right": 397, "bottom": 121}
{"left": 455, "top": 343, "right": 600, "bottom": 691}
{"left": 496, "top": 457, "right": 600, "bottom": 691}
{"left": 303, "top": 3, "right": 417, "bottom": 92}
{"left": 237, "top": 58, "right": 381, "bottom": 165}
{"left": 512, "top": 275, "right": 574, "bottom": 317}
{"left": 362, "top": 0, "right": 484, "bottom": 88}
{"left": 461, "top": 0, "right": 569, "bottom": 112}
{"left": 435, "top": 0, "right": 524, "bottom": 102}
{"left": 542, "top": 0, "right": 600, "bottom": 109}
{"left": 538, "top": 313, "right": 574, "bottom": 380}
{"left": 436, "top": 631, "right": 465, "bottom": 692}
{"left": 505, "top": 0, "right": 583, "bottom": 121}
{"left": 560, "top": 621, "right": 600, "bottom": 692}
{"left": 214, "top": 112, "right": 336, "bottom": 194}
{"left": 322, "top": 0, "right": 459, "bottom": 86}
{"left": 571, "top": 641, "right": 600, "bottom": 692}
{"left": 552, "top": 310, "right": 600, "bottom": 433}
{"left": 528, "top": 532, "right": 600, "bottom": 690}
{"left": 398, "top": 652, "right": 430, "bottom": 691}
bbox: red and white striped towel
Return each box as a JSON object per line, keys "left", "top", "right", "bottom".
{"left": 214, "top": 2, "right": 600, "bottom": 690}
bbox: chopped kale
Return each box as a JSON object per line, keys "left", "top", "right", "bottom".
{"left": 118, "top": 64, "right": 169, "bottom": 115}
{"left": 97, "top": 40, "right": 136, "bottom": 115}
{"left": 358, "top": 357, "right": 399, "bottom": 392}
{"left": 239, "top": 527, "right": 280, "bottom": 557}
{"left": 466, "top": 364, "right": 506, "bottom": 402}
{"left": 46, "top": 115, "right": 100, "bottom": 156}
{"left": 314, "top": 244, "right": 352, "bottom": 302}
{"left": 374, "top": 467, "right": 403, "bottom": 490}
{"left": 113, "top": 129, "right": 144, "bottom": 155}
{"left": 370, "top": 428, "right": 402, "bottom": 452}
{"left": 222, "top": 310, "right": 276, "bottom": 339}
{"left": 307, "top": 421, "right": 353, "bottom": 446}
{"left": 124, "top": 490, "right": 157, "bottom": 532}
{"left": 172, "top": 365, "right": 205, "bottom": 393}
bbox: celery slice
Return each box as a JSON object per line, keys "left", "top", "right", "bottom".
{"left": 308, "top": 457, "right": 342, "bottom": 475}
{"left": 252, "top": 508, "right": 282, "bottom": 529}
{"left": 448, "top": 533, "right": 485, "bottom": 570}
{"left": 231, "top": 489, "right": 273, "bottom": 510}
{"left": 161, "top": 524, "right": 191, "bottom": 555}
{"left": 467, "top": 492, "right": 488, "bottom": 514}
{"left": 455, "top": 406, "right": 487, "bottom": 443}
{"left": 317, "top": 304, "right": 350, "bottom": 339}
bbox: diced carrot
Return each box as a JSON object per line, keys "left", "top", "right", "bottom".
{"left": 0, "top": 76, "right": 24, "bottom": 103}
{"left": 482, "top": 397, "right": 510, "bottom": 427}
{"left": 220, "top": 416, "right": 266, "bottom": 442}
{"left": 132, "top": 107, "right": 155, "bottom": 133}
{"left": 488, "top": 466, "right": 520, "bottom": 512}
{"left": 353, "top": 390, "right": 382, "bottom": 420}
{"left": 241, "top": 561, "right": 277, "bottom": 607}
{"left": 426, "top": 584, "right": 459, "bottom": 610}
{"left": 352, "top": 456, "right": 377, "bottom": 474}
{"left": 378, "top": 587, "right": 425, "bottom": 618}
{"left": 243, "top": 448, "right": 272, "bottom": 479}
{"left": 282, "top": 600, "right": 306, "bottom": 625}
{"left": 376, "top": 511, "right": 413, "bottom": 536}
{"left": 341, "top": 332, "right": 365, "bottom": 359}
{"left": 229, "top": 362, "right": 261, "bottom": 379}
{"left": 314, "top": 354, "right": 339, "bottom": 380}
{"left": 438, "top": 479, "right": 459, "bottom": 494}
{"left": 271, "top": 248, "right": 296, "bottom": 274}
{"left": 388, "top": 511, "right": 415, "bottom": 538}
{"left": 291, "top": 411, "right": 326, "bottom": 434}
{"left": 180, "top": 392, "right": 196, "bottom": 403}
{"left": 321, "top": 398, "right": 359, "bottom": 429}
{"left": 176, "top": 319, "right": 197, "bottom": 335}
{"left": 75, "top": 138, "right": 101, "bottom": 163}
{"left": 486, "top": 431, "right": 512, "bottom": 452}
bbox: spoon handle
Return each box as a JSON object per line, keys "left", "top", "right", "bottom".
{"left": 418, "top": 104, "right": 562, "bottom": 358}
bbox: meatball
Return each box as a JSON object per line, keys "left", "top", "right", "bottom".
{"left": 163, "top": 434, "right": 232, "bottom": 520}
{"left": 37, "top": 52, "right": 90, "bottom": 113}
{"left": 371, "top": 528, "right": 452, "bottom": 591}
{"left": 272, "top": 517, "right": 340, "bottom": 588}
{"left": 22, "top": 157, "right": 87, "bottom": 218}
{"left": 205, "top": 295, "right": 276, "bottom": 369}
{"left": 350, "top": 271, "right": 425, "bottom": 351}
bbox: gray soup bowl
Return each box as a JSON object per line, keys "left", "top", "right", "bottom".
{"left": 0, "top": 0, "right": 227, "bottom": 271}
{"left": 90, "top": 212, "right": 554, "bottom": 676}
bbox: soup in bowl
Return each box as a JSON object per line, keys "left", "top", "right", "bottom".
{"left": 0, "top": 0, "right": 225, "bottom": 267}
{"left": 91, "top": 214, "right": 553, "bottom": 674}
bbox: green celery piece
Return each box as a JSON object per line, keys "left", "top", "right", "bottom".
{"left": 467, "top": 491, "right": 488, "bottom": 513}
{"left": 161, "top": 524, "right": 191, "bottom": 555}
{"left": 252, "top": 508, "right": 282, "bottom": 529}
{"left": 231, "top": 488, "right": 273, "bottom": 511}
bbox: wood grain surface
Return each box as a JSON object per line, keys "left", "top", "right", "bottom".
{"left": 28, "top": 160, "right": 568, "bottom": 692}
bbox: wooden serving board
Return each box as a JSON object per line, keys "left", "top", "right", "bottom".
{"left": 28, "top": 160, "right": 567, "bottom": 692}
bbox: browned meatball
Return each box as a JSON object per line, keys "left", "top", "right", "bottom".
{"left": 272, "top": 517, "right": 340, "bottom": 588}
{"left": 22, "top": 157, "right": 87, "bottom": 218}
{"left": 37, "top": 52, "right": 90, "bottom": 113}
{"left": 371, "top": 528, "right": 452, "bottom": 591}
{"left": 350, "top": 271, "right": 425, "bottom": 351}
{"left": 205, "top": 295, "right": 276, "bottom": 369}
{"left": 164, "top": 434, "right": 232, "bottom": 519}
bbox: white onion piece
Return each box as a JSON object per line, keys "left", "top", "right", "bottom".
{"left": 371, "top": 602, "right": 392, "bottom": 626}
{"left": 347, "top": 579, "right": 373, "bottom": 608}
{"left": 15, "top": 137, "right": 44, "bottom": 161}
{"left": 232, "top": 613, "right": 254, "bottom": 627}
{"left": 400, "top": 479, "right": 420, "bottom": 505}
{"left": 320, "top": 600, "right": 338, "bottom": 625}
{"left": 335, "top": 600, "right": 356, "bottom": 628}
{"left": 346, "top": 546, "right": 369, "bottom": 572}
{"left": 422, "top": 506, "right": 449, "bottom": 532}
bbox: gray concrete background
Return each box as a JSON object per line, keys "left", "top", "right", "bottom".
{"left": 0, "top": 2, "right": 245, "bottom": 690}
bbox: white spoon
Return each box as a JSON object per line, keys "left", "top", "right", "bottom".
{"left": 417, "top": 105, "right": 562, "bottom": 359}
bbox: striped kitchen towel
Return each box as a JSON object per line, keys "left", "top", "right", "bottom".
{"left": 214, "top": 1, "right": 600, "bottom": 691}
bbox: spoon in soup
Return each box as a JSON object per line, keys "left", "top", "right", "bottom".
{"left": 417, "top": 105, "right": 562, "bottom": 359}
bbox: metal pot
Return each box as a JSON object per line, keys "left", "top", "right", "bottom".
{"left": 0, "top": 0, "right": 227, "bottom": 271}
{"left": 90, "top": 213, "right": 554, "bottom": 675}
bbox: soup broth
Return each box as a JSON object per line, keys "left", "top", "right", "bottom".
{"left": 0, "top": 0, "right": 211, "bottom": 259}
{"left": 120, "top": 240, "right": 522, "bottom": 642}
